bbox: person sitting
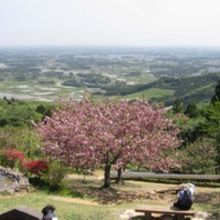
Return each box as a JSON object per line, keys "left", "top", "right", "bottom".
{"left": 173, "top": 183, "right": 195, "bottom": 210}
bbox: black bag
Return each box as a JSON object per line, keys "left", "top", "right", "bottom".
{"left": 174, "top": 189, "right": 193, "bottom": 210}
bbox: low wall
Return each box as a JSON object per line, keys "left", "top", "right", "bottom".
{"left": 111, "top": 171, "right": 220, "bottom": 182}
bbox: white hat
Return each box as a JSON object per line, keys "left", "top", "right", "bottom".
{"left": 185, "top": 183, "right": 196, "bottom": 194}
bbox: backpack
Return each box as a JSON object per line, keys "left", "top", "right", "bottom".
{"left": 179, "top": 189, "right": 193, "bottom": 210}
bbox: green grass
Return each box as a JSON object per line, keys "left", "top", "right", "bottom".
{"left": 0, "top": 191, "right": 144, "bottom": 220}
{"left": 180, "top": 84, "right": 215, "bottom": 98}
{"left": 124, "top": 88, "right": 174, "bottom": 100}
{"left": 92, "top": 88, "right": 174, "bottom": 102}
{"left": 0, "top": 179, "right": 220, "bottom": 219}
{"left": 126, "top": 73, "right": 157, "bottom": 84}
{"left": 0, "top": 192, "right": 111, "bottom": 220}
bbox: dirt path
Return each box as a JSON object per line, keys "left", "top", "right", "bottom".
{"left": 66, "top": 170, "right": 104, "bottom": 181}
{"left": 50, "top": 196, "right": 100, "bottom": 206}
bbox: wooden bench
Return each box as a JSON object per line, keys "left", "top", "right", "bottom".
{"left": 135, "top": 208, "right": 195, "bottom": 220}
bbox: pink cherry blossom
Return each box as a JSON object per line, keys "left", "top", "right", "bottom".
{"left": 38, "top": 99, "right": 180, "bottom": 188}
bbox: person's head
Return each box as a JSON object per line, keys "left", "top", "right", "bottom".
{"left": 42, "top": 205, "right": 57, "bottom": 220}
{"left": 183, "top": 183, "right": 196, "bottom": 194}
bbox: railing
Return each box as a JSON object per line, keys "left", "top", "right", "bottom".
{"left": 110, "top": 171, "right": 220, "bottom": 181}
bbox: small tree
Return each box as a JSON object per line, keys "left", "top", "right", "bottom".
{"left": 178, "top": 137, "right": 217, "bottom": 174}
{"left": 173, "top": 98, "right": 183, "bottom": 113}
{"left": 184, "top": 103, "right": 199, "bottom": 118}
{"left": 38, "top": 100, "right": 179, "bottom": 188}
{"left": 44, "top": 160, "right": 66, "bottom": 189}
{"left": 203, "top": 102, "right": 220, "bottom": 171}
{"left": 211, "top": 80, "right": 220, "bottom": 103}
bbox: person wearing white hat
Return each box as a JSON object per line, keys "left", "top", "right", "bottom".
{"left": 173, "top": 183, "right": 196, "bottom": 210}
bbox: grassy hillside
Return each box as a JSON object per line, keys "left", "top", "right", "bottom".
{"left": 150, "top": 73, "right": 219, "bottom": 105}
{"left": 124, "top": 88, "right": 174, "bottom": 100}
{"left": 101, "top": 73, "right": 220, "bottom": 106}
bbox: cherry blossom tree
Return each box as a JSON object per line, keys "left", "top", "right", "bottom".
{"left": 38, "top": 100, "right": 179, "bottom": 188}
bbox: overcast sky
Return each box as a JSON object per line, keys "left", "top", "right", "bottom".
{"left": 0, "top": 0, "right": 220, "bottom": 47}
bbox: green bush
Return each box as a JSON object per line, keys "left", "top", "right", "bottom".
{"left": 184, "top": 103, "right": 200, "bottom": 118}
{"left": 178, "top": 137, "right": 217, "bottom": 174}
{"left": 44, "top": 160, "right": 67, "bottom": 189}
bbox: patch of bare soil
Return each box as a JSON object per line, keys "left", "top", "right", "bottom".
{"left": 69, "top": 184, "right": 165, "bottom": 205}
{"left": 50, "top": 196, "right": 100, "bottom": 206}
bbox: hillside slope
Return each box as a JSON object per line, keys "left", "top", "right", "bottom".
{"left": 101, "top": 73, "right": 220, "bottom": 106}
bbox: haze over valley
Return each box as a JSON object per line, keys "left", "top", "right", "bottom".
{"left": 0, "top": 47, "right": 220, "bottom": 105}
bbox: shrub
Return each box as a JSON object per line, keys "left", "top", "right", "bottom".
{"left": 184, "top": 103, "right": 200, "bottom": 118}
{"left": 44, "top": 161, "right": 67, "bottom": 189}
{"left": 173, "top": 98, "right": 184, "bottom": 113}
{"left": 36, "top": 104, "right": 48, "bottom": 115}
{"left": 36, "top": 104, "right": 54, "bottom": 118}
{"left": 4, "top": 148, "right": 25, "bottom": 161}
{"left": 178, "top": 137, "right": 217, "bottom": 174}
{"left": 23, "top": 159, "right": 48, "bottom": 175}
{"left": 0, "top": 148, "right": 24, "bottom": 168}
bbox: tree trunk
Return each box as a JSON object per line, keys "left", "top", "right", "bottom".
{"left": 103, "top": 163, "right": 111, "bottom": 188}
{"left": 82, "top": 171, "right": 86, "bottom": 183}
{"left": 115, "top": 168, "right": 123, "bottom": 184}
